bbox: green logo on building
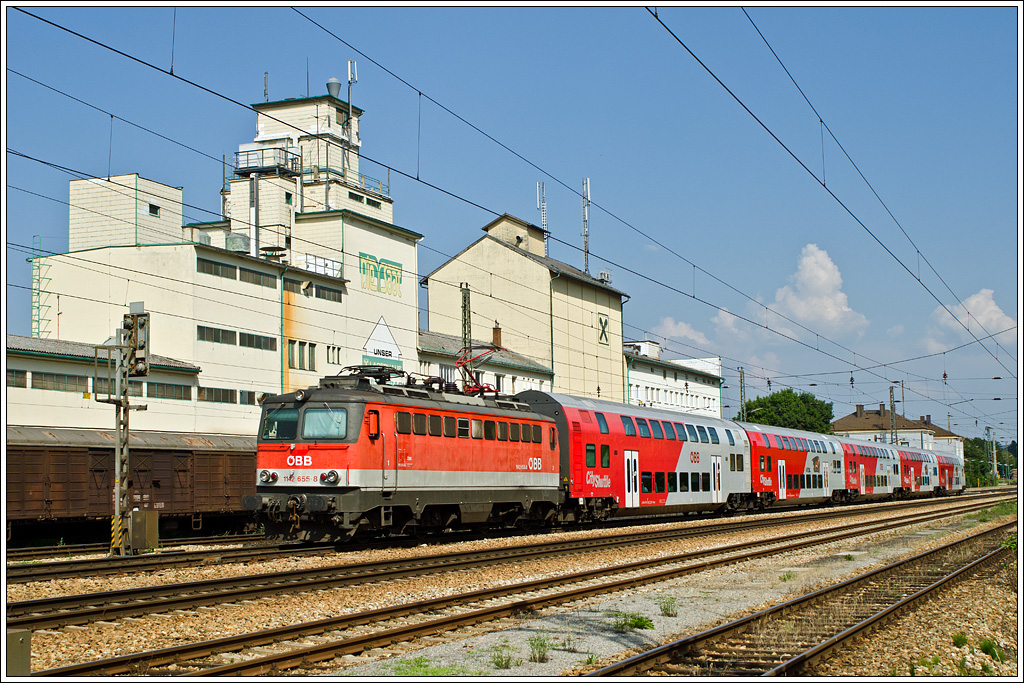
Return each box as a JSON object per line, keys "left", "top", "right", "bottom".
{"left": 359, "top": 252, "right": 402, "bottom": 297}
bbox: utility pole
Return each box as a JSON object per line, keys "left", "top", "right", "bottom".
{"left": 738, "top": 367, "right": 746, "bottom": 421}
{"left": 95, "top": 302, "right": 150, "bottom": 555}
{"left": 889, "top": 386, "right": 898, "bottom": 445}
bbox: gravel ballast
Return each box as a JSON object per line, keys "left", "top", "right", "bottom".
{"left": 9, "top": 500, "right": 1017, "bottom": 677}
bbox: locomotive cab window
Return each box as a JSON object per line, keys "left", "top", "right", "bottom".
{"left": 261, "top": 407, "right": 298, "bottom": 440}
{"left": 443, "top": 415, "right": 457, "bottom": 437}
{"left": 533, "top": 424, "right": 542, "bottom": 443}
{"left": 301, "top": 407, "right": 348, "bottom": 439}
{"left": 396, "top": 412, "right": 412, "bottom": 434}
{"left": 429, "top": 414, "right": 443, "bottom": 437}
{"left": 509, "top": 422, "right": 520, "bottom": 442}
{"left": 413, "top": 413, "right": 428, "bottom": 435}
{"left": 484, "top": 420, "right": 496, "bottom": 441}
{"left": 471, "top": 419, "right": 483, "bottom": 439}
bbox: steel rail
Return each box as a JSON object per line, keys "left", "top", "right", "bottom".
{"left": 11, "top": 496, "right": 1009, "bottom": 631}
{"left": 31, "top": 499, "right": 1010, "bottom": 676}
{"left": 585, "top": 520, "right": 1015, "bottom": 676}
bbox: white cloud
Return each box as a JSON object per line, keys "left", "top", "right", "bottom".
{"left": 770, "top": 244, "right": 869, "bottom": 337}
{"left": 927, "top": 288, "right": 1017, "bottom": 349}
{"left": 653, "top": 316, "right": 711, "bottom": 348}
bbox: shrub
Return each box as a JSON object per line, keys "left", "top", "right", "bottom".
{"left": 528, "top": 633, "right": 552, "bottom": 663}
{"left": 656, "top": 595, "right": 678, "bottom": 617}
{"left": 952, "top": 633, "right": 968, "bottom": 648}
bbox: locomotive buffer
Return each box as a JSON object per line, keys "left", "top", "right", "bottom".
{"left": 94, "top": 302, "right": 150, "bottom": 556}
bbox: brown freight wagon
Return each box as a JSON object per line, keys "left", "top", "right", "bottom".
{"left": 6, "top": 426, "right": 256, "bottom": 540}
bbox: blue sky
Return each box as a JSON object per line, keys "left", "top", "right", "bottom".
{"left": 3, "top": 4, "right": 1019, "bottom": 445}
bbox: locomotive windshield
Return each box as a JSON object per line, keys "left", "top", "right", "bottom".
{"left": 301, "top": 406, "right": 348, "bottom": 439}
{"left": 261, "top": 407, "right": 298, "bottom": 440}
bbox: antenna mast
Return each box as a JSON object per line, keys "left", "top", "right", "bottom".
{"left": 537, "top": 182, "right": 549, "bottom": 256}
{"left": 581, "top": 177, "right": 591, "bottom": 274}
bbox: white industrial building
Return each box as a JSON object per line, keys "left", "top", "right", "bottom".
{"left": 623, "top": 340, "right": 723, "bottom": 418}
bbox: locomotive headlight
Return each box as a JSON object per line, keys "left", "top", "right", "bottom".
{"left": 260, "top": 470, "right": 271, "bottom": 483}
{"left": 320, "top": 470, "right": 340, "bottom": 485}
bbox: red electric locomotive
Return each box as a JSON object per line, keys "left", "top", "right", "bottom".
{"left": 244, "top": 367, "right": 560, "bottom": 541}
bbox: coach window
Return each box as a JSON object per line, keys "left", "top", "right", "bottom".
{"left": 736, "top": 453, "right": 744, "bottom": 471}
{"left": 497, "top": 422, "right": 508, "bottom": 441}
{"left": 729, "top": 453, "right": 736, "bottom": 471}
{"left": 429, "top": 414, "right": 443, "bottom": 437}
{"left": 533, "top": 424, "right": 542, "bottom": 443}
{"left": 696, "top": 425, "right": 710, "bottom": 444}
{"left": 636, "top": 418, "right": 651, "bottom": 438}
{"left": 708, "top": 427, "right": 720, "bottom": 445}
{"left": 766, "top": 455, "right": 772, "bottom": 470}
{"left": 679, "top": 471, "right": 689, "bottom": 492}
{"left": 667, "top": 472, "right": 677, "bottom": 492}
{"left": 775, "top": 435, "right": 784, "bottom": 450}
{"left": 641, "top": 472, "right": 653, "bottom": 493}
{"left": 725, "top": 429, "right": 736, "bottom": 447}
{"left": 685, "top": 424, "right": 699, "bottom": 442}
{"left": 655, "top": 472, "right": 666, "bottom": 493}
{"left": 701, "top": 472, "right": 711, "bottom": 491}
{"left": 649, "top": 420, "right": 664, "bottom": 439}
{"left": 396, "top": 412, "right": 412, "bottom": 434}
{"left": 691, "top": 472, "right": 700, "bottom": 492}
{"left": 662, "top": 422, "right": 676, "bottom": 440}
{"left": 261, "top": 407, "right": 298, "bottom": 440}
{"left": 457, "top": 417, "right": 470, "bottom": 438}
{"left": 673, "top": 423, "right": 688, "bottom": 442}
{"left": 586, "top": 444, "right": 597, "bottom": 468}
{"left": 509, "top": 423, "right": 520, "bottom": 442}
{"left": 471, "top": 419, "right": 484, "bottom": 439}
{"left": 595, "top": 412, "right": 609, "bottom": 434}
{"left": 620, "top": 415, "right": 637, "bottom": 437}
{"left": 759, "top": 454, "right": 765, "bottom": 471}
{"left": 413, "top": 413, "right": 428, "bottom": 435}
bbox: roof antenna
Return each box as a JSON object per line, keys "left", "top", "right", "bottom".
{"left": 264, "top": 71, "right": 268, "bottom": 102}
{"left": 537, "top": 182, "right": 549, "bottom": 256}
{"left": 581, "top": 177, "right": 591, "bottom": 274}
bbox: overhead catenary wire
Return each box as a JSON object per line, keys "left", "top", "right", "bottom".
{"left": 6, "top": 7, "right": 1014, "bottom": 440}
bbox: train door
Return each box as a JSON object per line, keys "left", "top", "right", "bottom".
{"left": 374, "top": 409, "right": 397, "bottom": 494}
{"left": 712, "top": 455, "right": 722, "bottom": 504}
{"left": 777, "top": 460, "right": 786, "bottom": 500}
{"left": 859, "top": 463, "right": 866, "bottom": 495}
{"left": 624, "top": 450, "right": 639, "bottom": 507}
{"left": 571, "top": 422, "right": 583, "bottom": 497}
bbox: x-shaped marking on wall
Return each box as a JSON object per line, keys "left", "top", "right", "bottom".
{"left": 598, "top": 314, "right": 609, "bottom": 345}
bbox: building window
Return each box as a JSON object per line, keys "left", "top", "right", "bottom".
{"left": 197, "top": 325, "right": 236, "bottom": 345}
{"left": 366, "top": 198, "right": 381, "bottom": 209}
{"left": 239, "top": 267, "right": 277, "bottom": 288}
{"left": 288, "top": 340, "right": 296, "bottom": 369}
{"left": 308, "top": 343, "right": 316, "bottom": 372}
{"left": 31, "top": 371, "right": 90, "bottom": 393}
{"left": 239, "top": 390, "right": 262, "bottom": 405}
{"left": 315, "top": 285, "right": 343, "bottom": 302}
{"left": 298, "top": 341, "right": 307, "bottom": 370}
{"left": 197, "top": 257, "right": 237, "bottom": 280}
{"left": 147, "top": 382, "right": 192, "bottom": 401}
{"left": 7, "top": 369, "right": 27, "bottom": 387}
{"left": 327, "top": 345, "right": 343, "bottom": 365}
{"left": 348, "top": 191, "right": 364, "bottom": 203}
{"left": 239, "top": 332, "right": 277, "bottom": 352}
{"left": 199, "top": 386, "right": 236, "bottom": 403}
{"left": 92, "top": 377, "right": 143, "bottom": 396}
{"left": 149, "top": 203, "right": 160, "bottom": 217}
{"left": 285, "top": 192, "right": 293, "bottom": 205}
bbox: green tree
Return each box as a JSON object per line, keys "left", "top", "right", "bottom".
{"left": 736, "top": 389, "right": 834, "bottom": 434}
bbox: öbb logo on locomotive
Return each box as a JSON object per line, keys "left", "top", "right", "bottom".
{"left": 242, "top": 366, "right": 965, "bottom": 542}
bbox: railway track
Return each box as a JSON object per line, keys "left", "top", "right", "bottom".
{"left": 5, "top": 491, "right": 1004, "bottom": 583}
{"left": 29, "top": 496, "right": 1012, "bottom": 676}
{"left": 7, "top": 495, "right": 1009, "bottom": 632}
{"left": 3, "top": 534, "right": 265, "bottom": 563}
{"left": 585, "top": 520, "right": 1015, "bottom": 676}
